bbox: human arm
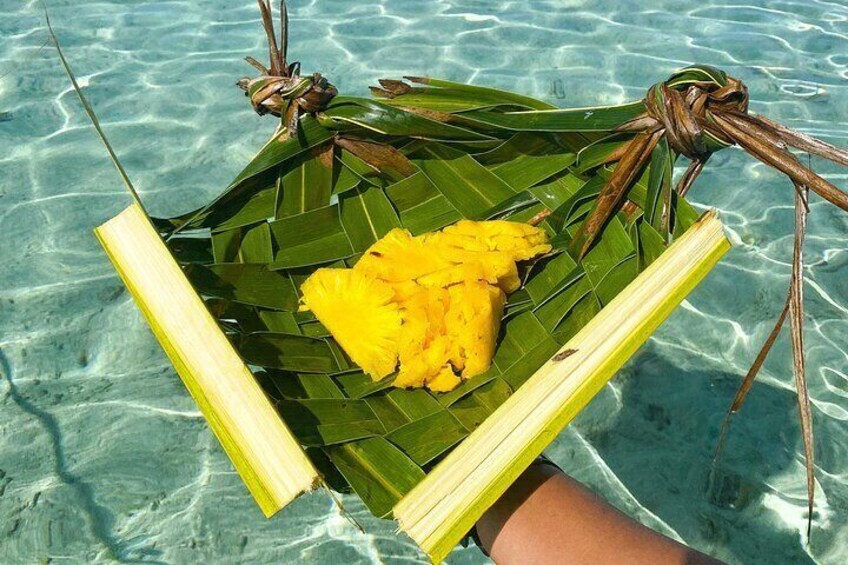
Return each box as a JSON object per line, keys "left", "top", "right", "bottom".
{"left": 474, "top": 460, "right": 724, "bottom": 565}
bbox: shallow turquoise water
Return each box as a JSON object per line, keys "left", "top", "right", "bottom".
{"left": 2, "top": 0, "right": 847, "bottom": 563}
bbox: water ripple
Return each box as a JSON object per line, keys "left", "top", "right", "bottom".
{"left": 1, "top": 1, "right": 847, "bottom": 564}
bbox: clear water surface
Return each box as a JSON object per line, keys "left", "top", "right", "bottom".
{"left": 1, "top": 1, "right": 847, "bottom": 563}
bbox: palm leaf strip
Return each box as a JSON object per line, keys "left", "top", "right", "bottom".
{"left": 152, "top": 3, "right": 848, "bottom": 529}
{"left": 57, "top": 0, "right": 848, "bottom": 536}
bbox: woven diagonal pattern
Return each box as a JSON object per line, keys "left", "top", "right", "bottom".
{"left": 161, "top": 72, "right": 707, "bottom": 518}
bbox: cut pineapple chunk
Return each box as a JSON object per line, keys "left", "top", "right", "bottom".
{"left": 439, "top": 219, "right": 551, "bottom": 262}
{"left": 300, "top": 220, "right": 549, "bottom": 391}
{"left": 426, "top": 365, "right": 462, "bottom": 393}
{"left": 299, "top": 268, "right": 401, "bottom": 379}
{"left": 428, "top": 245, "right": 521, "bottom": 293}
{"left": 445, "top": 281, "right": 505, "bottom": 378}
{"left": 416, "top": 262, "right": 491, "bottom": 289}
{"left": 354, "top": 228, "right": 450, "bottom": 282}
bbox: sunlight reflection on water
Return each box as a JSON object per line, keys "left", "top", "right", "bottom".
{"left": 1, "top": 1, "right": 847, "bottom": 563}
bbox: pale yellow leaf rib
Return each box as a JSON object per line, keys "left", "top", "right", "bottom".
{"left": 96, "top": 204, "right": 320, "bottom": 517}
{"left": 393, "top": 211, "right": 730, "bottom": 563}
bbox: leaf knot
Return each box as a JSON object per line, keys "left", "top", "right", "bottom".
{"left": 238, "top": 1, "right": 338, "bottom": 132}
{"left": 644, "top": 65, "right": 748, "bottom": 160}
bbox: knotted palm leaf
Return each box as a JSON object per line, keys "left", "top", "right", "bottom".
{"left": 150, "top": 1, "right": 848, "bottom": 528}
{"left": 55, "top": 0, "right": 848, "bottom": 537}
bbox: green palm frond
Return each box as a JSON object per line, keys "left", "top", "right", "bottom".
{"left": 148, "top": 35, "right": 700, "bottom": 523}
{"left": 153, "top": 1, "right": 848, "bottom": 529}
{"left": 51, "top": 0, "right": 848, "bottom": 545}
{"left": 161, "top": 89, "right": 700, "bottom": 518}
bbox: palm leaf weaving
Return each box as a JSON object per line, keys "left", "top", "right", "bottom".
{"left": 149, "top": 1, "right": 848, "bottom": 524}
{"left": 55, "top": 0, "right": 848, "bottom": 538}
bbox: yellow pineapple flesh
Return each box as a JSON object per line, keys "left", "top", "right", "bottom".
{"left": 298, "top": 268, "right": 401, "bottom": 379}
{"left": 299, "top": 221, "right": 550, "bottom": 392}
{"left": 445, "top": 281, "right": 505, "bottom": 378}
{"left": 353, "top": 228, "right": 451, "bottom": 282}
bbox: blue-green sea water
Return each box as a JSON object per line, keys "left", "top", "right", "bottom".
{"left": 1, "top": 1, "right": 847, "bottom": 563}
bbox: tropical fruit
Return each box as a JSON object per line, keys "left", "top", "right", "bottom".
{"left": 298, "top": 268, "right": 401, "bottom": 379}
{"left": 299, "top": 220, "right": 551, "bottom": 391}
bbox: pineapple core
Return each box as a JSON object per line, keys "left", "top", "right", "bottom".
{"left": 299, "top": 220, "right": 551, "bottom": 392}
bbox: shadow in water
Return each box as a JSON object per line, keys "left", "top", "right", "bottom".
{"left": 565, "top": 345, "right": 818, "bottom": 565}
{"left": 0, "top": 348, "right": 165, "bottom": 564}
